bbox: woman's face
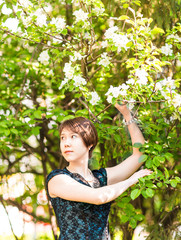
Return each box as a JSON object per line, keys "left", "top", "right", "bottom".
{"left": 60, "top": 128, "right": 90, "bottom": 163}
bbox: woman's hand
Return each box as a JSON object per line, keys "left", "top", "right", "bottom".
{"left": 128, "top": 169, "right": 153, "bottom": 186}
{"left": 115, "top": 102, "right": 132, "bottom": 121}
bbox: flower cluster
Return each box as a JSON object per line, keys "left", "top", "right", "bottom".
{"left": 135, "top": 69, "right": 148, "bottom": 85}
{"left": 98, "top": 53, "right": 111, "bottom": 67}
{"left": 34, "top": 9, "right": 47, "bottom": 27}
{"left": 154, "top": 77, "right": 180, "bottom": 108}
{"left": 105, "top": 84, "right": 129, "bottom": 103}
{"left": 70, "top": 51, "right": 82, "bottom": 62}
{"left": 89, "top": 92, "right": 100, "bottom": 105}
{"left": 167, "top": 34, "right": 181, "bottom": 42}
{"left": 160, "top": 43, "right": 173, "bottom": 56}
{"left": 60, "top": 61, "right": 87, "bottom": 89}
{"left": 92, "top": 7, "right": 105, "bottom": 16}
{"left": 63, "top": 62, "right": 75, "bottom": 79}
{"left": 73, "top": 9, "right": 89, "bottom": 22}
{"left": 2, "top": 4, "right": 13, "bottom": 15}
{"left": 104, "top": 26, "right": 130, "bottom": 52}
{"left": 73, "top": 75, "right": 86, "bottom": 87}
{"left": 19, "top": 0, "right": 32, "bottom": 8}
{"left": 2, "top": 18, "right": 20, "bottom": 32}
{"left": 50, "top": 17, "right": 66, "bottom": 30}
{"left": 38, "top": 50, "right": 50, "bottom": 65}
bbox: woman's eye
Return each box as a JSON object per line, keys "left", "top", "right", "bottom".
{"left": 72, "top": 135, "right": 77, "bottom": 139}
{"left": 61, "top": 136, "right": 65, "bottom": 140}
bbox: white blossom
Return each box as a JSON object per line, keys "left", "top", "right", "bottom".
{"left": 160, "top": 43, "right": 173, "bottom": 56}
{"left": 167, "top": 34, "right": 181, "bottom": 42}
{"left": 73, "top": 75, "right": 86, "bottom": 87}
{"left": 155, "top": 81, "right": 162, "bottom": 91}
{"left": 38, "top": 50, "right": 50, "bottom": 65}
{"left": 0, "top": 0, "right": 5, "bottom": 5}
{"left": 101, "top": 40, "right": 108, "bottom": 48}
{"left": 93, "top": 7, "right": 105, "bottom": 15}
{"left": 50, "top": 17, "right": 66, "bottom": 30}
{"left": 105, "top": 26, "right": 118, "bottom": 39}
{"left": 113, "top": 34, "right": 130, "bottom": 51}
{"left": 22, "top": 15, "right": 32, "bottom": 28}
{"left": 105, "top": 26, "right": 130, "bottom": 52}
{"left": 107, "top": 95, "right": 113, "bottom": 103}
{"left": 59, "top": 78, "right": 69, "bottom": 89}
{"left": 19, "top": 0, "right": 32, "bottom": 8}
{"left": 98, "top": 53, "right": 111, "bottom": 67}
{"left": 22, "top": 99, "right": 34, "bottom": 109}
{"left": 73, "top": 9, "right": 89, "bottom": 22}
{"left": 90, "top": 91, "right": 100, "bottom": 105}
{"left": 135, "top": 69, "right": 148, "bottom": 85}
{"left": 120, "top": 83, "right": 129, "bottom": 90}
{"left": 160, "top": 77, "right": 176, "bottom": 91}
{"left": 2, "top": 4, "right": 12, "bottom": 15}
{"left": 126, "top": 78, "right": 135, "bottom": 85}
{"left": 119, "top": 83, "right": 129, "bottom": 96}
{"left": 34, "top": 9, "right": 47, "bottom": 27}
{"left": 70, "top": 51, "right": 82, "bottom": 62}
{"left": 105, "top": 85, "right": 121, "bottom": 103}
{"left": 44, "top": 4, "right": 53, "bottom": 13}
{"left": 128, "top": 99, "right": 135, "bottom": 110}
{"left": 63, "top": 62, "right": 75, "bottom": 79}
{"left": 2, "top": 18, "right": 20, "bottom": 32}
{"left": 36, "top": 14, "right": 47, "bottom": 27}
{"left": 172, "top": 93, "right": 181, "bottom": 108}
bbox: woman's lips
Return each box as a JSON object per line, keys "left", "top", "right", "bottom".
{"left": 64, "top": 150, "right": 73, "bottom": 154}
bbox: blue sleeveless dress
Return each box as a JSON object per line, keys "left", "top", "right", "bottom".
{"left": 46, "top": 168, "right": 111, "bottom": 240}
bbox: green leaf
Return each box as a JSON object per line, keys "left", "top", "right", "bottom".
{"left": 11, "top": 128, "right": 19, "bottom": 135}
{"left": 114, "top": 134, "right": 121, "bottom": 143}
{"left": 61, "top": 29, "right": 68, "bottom": 35}
{"left": 135, "top": 214, "right": 144, "bottom": 221}
{"left": 33, "top": 110, "right": 42, "bottom": 119}
{"left": 0, "top": 122, "right": 8, "bottom": 128}
{"left": 133, "top": 142, "right": 142, "bottom": 148}
{"left": 131, "top": 189, "right": 141, "bottom": 200}
{"left": 125, "top": 19, "right": 135, "bottom": 26}
{"left": 157, "top": 182, "right": 162, "bottom": 188}
{"left": 123, "top": 3, "right": 129, "bottom": 8}
{"left": 129, "top": 218, "right": 137, "bottom": 228}
{"left": 170, "top": 179, "right": 177, "bottom": 188}
{"left": 119, "top": 15, "right": 129, "bottom": 20}
{"left": 165, "top": 152, "right": 173, "bottom": 161}
{"left": 138, "top": 154, "right": 147, "bottom": 163}
{"left": 145, "top": 159, "right": 153, "bottom": 168}
{"left": 4, "top": 129, "right": 10, "bottom": 136}
{"left": 121, "top": 215, "right": 129, "bottom": 223}
{"left": 151, "top": 27, "right": 165, "bottom": 35}
{"left": 145, "top": 188, "right": 154, "bottom": 198}
{"left": 164, "top": 167, "right": 170, "bottom": 179}
{"left": 153, "top": 156, "right": 160, "bottom": 167}
{"left": 32, "top": 126, "right": 40, "bottom": 136}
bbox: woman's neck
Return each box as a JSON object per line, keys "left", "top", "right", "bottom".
{"left": 67, "top": 164, "right": 91, "bottom": 179}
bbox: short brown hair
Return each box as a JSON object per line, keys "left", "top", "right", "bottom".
{"left": 59, "top": 117, "right": 98, "bottom": 158}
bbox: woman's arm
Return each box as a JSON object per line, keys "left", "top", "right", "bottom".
{"left": 106, "top": 103, "right": 145, "bottom": 185}
{"left": 48, "top": 169, "right": 152, "bottom": 205}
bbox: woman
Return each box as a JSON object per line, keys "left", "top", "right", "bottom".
{"left": 46, "top": 103, "right": 152, "bottom": 240}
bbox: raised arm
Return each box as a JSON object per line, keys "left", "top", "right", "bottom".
{"left": 48, "top": 169, "right": 152, "bottom": 205}
{"left": 106, "top": 103, "right": 145, "bottom": 185}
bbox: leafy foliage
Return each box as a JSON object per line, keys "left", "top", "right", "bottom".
{"left": 0, "top": 0, "right": 180, "bottom": 239}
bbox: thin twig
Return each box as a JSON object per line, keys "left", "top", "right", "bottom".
{"left": 96, "top": 104, "right": 112, "bottom": 117}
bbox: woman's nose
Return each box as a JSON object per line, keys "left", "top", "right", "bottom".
{"left": 64, "top": 138, "right": 71, "bottom": 147}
